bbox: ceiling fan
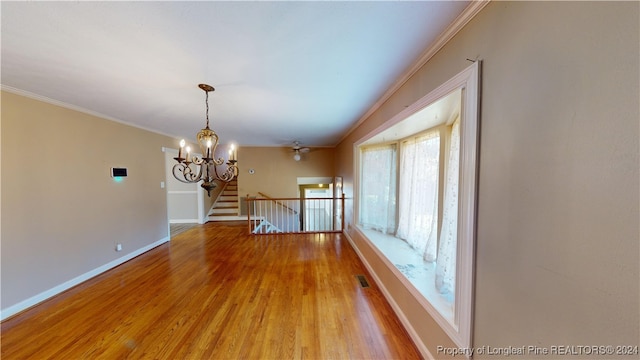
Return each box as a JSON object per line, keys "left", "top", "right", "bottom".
{"left": 291, "top": 141, "right": 310, "bottom": 161}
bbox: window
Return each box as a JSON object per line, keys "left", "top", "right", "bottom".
{"left": 397, "top": 130, "right": 440, "bottom": 263}
{"left": 359, "top": 144, "right": 397, "bottom": 234}
{"left": 355, "top": 61, "right": 479, "bottom": 349}
{"left": 359, "top": 123, "right": 457, "bottom": 305}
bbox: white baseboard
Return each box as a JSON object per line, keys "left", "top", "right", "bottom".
{"left": 343, "top": 230, "right": 434, "bottom": 360}
{"left": 0, "top": 236, "right": 170, "bottom": 321}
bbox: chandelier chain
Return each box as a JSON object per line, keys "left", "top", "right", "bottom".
{"left": 205, "top": 90, "right": 210, "bottom": 128}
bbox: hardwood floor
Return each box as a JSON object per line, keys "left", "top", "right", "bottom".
{"left": 170, "top": 223, "right": 198, "bottom": 237}
{"left": 1, "top": 222, "right": 421, "bottom": 359}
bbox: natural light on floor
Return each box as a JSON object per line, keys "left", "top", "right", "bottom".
{"left": 360, "top": 227, "right": 454, "bottom": 323}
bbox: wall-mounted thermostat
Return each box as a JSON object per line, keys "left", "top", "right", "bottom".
{"left": 111, "top": 167, "right": 128, "bottom": 177}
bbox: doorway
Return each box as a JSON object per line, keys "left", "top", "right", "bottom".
{"left": 299, "top": 184, "right": 332, "bottom": 231}
{"left": 163, "top": 147, "right": 206, "bottom": 239}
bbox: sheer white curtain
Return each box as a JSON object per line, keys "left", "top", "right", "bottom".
{"left": 396, "top": 132, "right": 440, "bottom": 262}
{"left": 436, "top": 121, "right": 460, "bottom": 296}
{"left": 359, "top": 145, "right": 397, "bottom": 234}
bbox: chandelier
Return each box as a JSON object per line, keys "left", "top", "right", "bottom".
{"left": 173, "top": 84, "right": 238, "bottom": 197}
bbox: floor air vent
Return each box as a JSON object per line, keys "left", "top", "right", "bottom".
{"left": 356, "top": 274, "right": 370, "bottom": 288}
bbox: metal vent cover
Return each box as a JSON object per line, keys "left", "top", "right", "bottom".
{"left": 356, "top": 274, "right": 370, "bottom": 288}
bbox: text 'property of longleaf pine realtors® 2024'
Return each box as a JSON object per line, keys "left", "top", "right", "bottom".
{"left": 436, "top": 345, "right": 639, "bottom": 357}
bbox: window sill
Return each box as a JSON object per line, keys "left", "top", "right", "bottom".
{"left": 357, "top": 226, "right": 454, "bottom": 325}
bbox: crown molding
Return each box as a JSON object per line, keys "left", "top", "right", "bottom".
{"left": 338, "top": 0, "right": 490, "bottom": 145}
{"left": 1, "top": 84, "right": 178, "bottom": 140}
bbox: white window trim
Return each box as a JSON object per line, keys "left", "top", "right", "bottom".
{"left": 354, "top": 61, "right": 480, "bottom": 350}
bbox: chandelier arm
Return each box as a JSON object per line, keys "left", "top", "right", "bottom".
{"left": 226, "top": 163, "right": 239, "bottom": 180}
{"left": 194, "top": 159, "right": 208, "bottom": 181}
{"left": 191, "top": 156, "right": 205, "bottom": 165}
{"left": 212, "top": 162, "right": 238, "bottom": 182}
{"left": 191, "top": 157, "right": 209, "bottom": 180}
{"left": 173, "top": 163, "right": 202, "bottom": 183}
{"left": 212, "top": 157, "right": 225, "bottom": 166}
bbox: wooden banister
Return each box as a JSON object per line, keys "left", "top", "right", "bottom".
{"left": 257, "top": 192, "right": 298, "bottom": 214}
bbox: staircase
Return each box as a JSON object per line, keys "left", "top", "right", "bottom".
{"left": 208, "top": 179, "right": 244, "bottom": 221}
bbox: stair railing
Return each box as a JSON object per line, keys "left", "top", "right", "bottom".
{"left": 246, "top": 194, "right": 344, "bottom": 235}
{"left": 257, "top": 192, "right": 298, "bottom": 214}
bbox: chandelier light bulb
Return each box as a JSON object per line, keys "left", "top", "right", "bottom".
{"left": 206, "top": 139, "right": 212, "bottom": 158}
{"left": 229, "top": 143, "right": 237, "bottom": 161}
{"left": 185, "top": 146, "right": 192, "bottom": 162}
{"left": 178, "top": 139, "right": 186, "bottom": 159}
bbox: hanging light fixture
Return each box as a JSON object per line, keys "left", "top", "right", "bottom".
{"left": 291, "top": 141, "right": 309, "bottom": 161}
{"left": 173, "top": 84, "right": 238, "bottom": 197}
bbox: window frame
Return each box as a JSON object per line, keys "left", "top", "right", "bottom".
{"left": 353, "top": 61, "right": 480, "bottom": 349}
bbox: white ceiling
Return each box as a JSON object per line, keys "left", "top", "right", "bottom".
{"left": 1, "top": 1, "right": 470, "bottom": 148}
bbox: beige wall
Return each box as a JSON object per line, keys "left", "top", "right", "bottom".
{"left": 238, "top": 146, "right": 335, "bottom": 198}
{"left": 336, "top": 1, "right": 639, "bottom": 357}
{"left": 1, "top": 91, "right": 175, "bottom": 312}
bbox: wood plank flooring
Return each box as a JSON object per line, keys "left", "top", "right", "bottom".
{"left": 1, "top": 222, "right": 422, "bottom": 359}
{"left": 170, "top": 223, "right": 198, "bottom": 237}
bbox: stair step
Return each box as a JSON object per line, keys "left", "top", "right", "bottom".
{"left": 211, "top": 207, "right": 238, "bottom": 214}
{"left": 215, "top": 201, "right": 238, "bottom": 208}
{"left": 219, "top": 195, "right": 237, "bottom": 201}
{"left": 222, "top": 191, "right": 238, "bottom": 196}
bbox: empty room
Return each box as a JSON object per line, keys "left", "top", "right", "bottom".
{"left": 2, "top": 1, "right": 638, "bottom": 359}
